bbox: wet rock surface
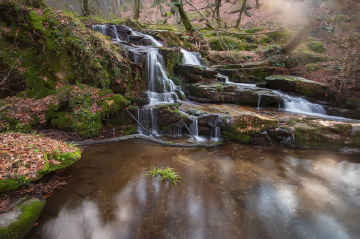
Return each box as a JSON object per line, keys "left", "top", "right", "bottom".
{"left": 264, "top": 75, "right": 329, "bottom": 99}
{"left": 174, "top": 64, "right": 218, "bottom": 83}
{"left": 185, "top": 83, "right": 281, "bottom": 107}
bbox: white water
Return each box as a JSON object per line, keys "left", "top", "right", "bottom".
{"left": 211, "top": 126, "right": 221, "bottom": 142}
{"left": 146, "top": 48, "right": 179, "bottom": 105}
{"left": 92, "top": 25, "right": 107, "bottom": 35}
{"left": 189, "top": 116, "right": 206, "bottom": 142}
{"left": 181, "top": 49, "right": 202, "bottom": 66}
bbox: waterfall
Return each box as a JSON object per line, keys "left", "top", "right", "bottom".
{"left": 189, "top": 117, "right": 199, "bottom": 137}
{"left": 181, "top": 48, "right": 202, "bottom": 66}
{"left": 137, "top": 108, "right": 159, "bottom": 136}
{"left": 92, "top": 25, "right": 107, "bottom": 35}
{"left": 282, "top": 95, "right": 326, "bottom": 115}
{"left": 257, "top": 94, "right": 262, "bottom": 109}
{"left": 169, "top": 126, "right": 182, "bottom": 137}
{"left": 211, "top": 126, "right": 221, "bottom": 142}
{"left": 146, "top": 48, "right": 179, "bottom": 105}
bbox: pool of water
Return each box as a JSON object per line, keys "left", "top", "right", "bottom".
{"left": 27, "top": 139, "right": 360, "bottom": 239}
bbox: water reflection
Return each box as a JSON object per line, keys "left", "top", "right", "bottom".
{"left": 27, "top": 140, "right": 360, "bottom": 239}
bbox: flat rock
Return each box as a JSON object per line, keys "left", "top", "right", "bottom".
{"left": 265, "top": 75, "right": 329, "bottom": 99}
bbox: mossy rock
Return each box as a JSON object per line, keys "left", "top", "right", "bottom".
{"left": 0, "top": 148, "right": 81, "bottom": 193}
{"left": 101, "top": 94, "right": 130, "bottom": 115}
{"left": 0, "top": 196, "right": 46, "bottom": 239}
{"left": 292, "top": 120, "right": 355, "bottom": 149}
{"left": 209, "top": 37, "right": 245, "bottom": 51}
{"left": 75, "top": 119, "right": 103, "bottom": 138}
{"left": 307, "top": 41, "right": 326, "bottom": 53}
{"left": 265, "top": 75, "right": 329, "bottom": 99}
{"left": 223, "top": 113, "right": 278, "bottom": 143}
{"left": 50, "top": 112, "right": 73, "bottom": 131}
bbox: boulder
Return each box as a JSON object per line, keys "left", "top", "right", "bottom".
{"left": 128, "top": 35, "right": 153, "bottom": 46}
{"left": 265, "top": 75, "right": 329, "bottom": 99}
{"left": 0, "top": 196, "right": 46, "bottom": 238}
{"left": 174, "top": 64, "right": 217, "bottom": 83}
{"left": 186, "top": 83, "right": 282, "bottom": 107}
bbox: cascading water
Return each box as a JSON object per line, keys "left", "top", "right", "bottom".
{"left": 189, "top": 117, "right": 199, "bottom": 137}
{"left": 146, "top": 48, "right": 179, "bottom": 105}
{"left": 137, "top": 108, "right": 159, "bottom": 136}
{"left": 211, "top": 126, "right": 221, "bottom": 142}
{"left": 92, "top": 25, "right": 107, "bottom": 35}
{"left": 181, "top": 48, "right": 202, "bottom": 66}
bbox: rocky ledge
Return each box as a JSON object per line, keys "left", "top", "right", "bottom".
{"left": 263, "top": 75, "right": 329, "bottom": 100}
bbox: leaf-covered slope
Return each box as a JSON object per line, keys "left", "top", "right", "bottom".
{"left": 0, "top": 1, "right": 144, "bottom": 99}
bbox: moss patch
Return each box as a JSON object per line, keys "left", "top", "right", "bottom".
{"left": 0, "top": 197, "right": 46, "bottom": 239}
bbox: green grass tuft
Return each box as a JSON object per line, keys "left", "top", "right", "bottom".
{"left": 147, "top": 166, "right": 182, "bottom": 186}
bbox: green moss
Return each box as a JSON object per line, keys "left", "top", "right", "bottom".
{"left": 244, "top": 43, "right": 258, "bottom": 51}
{"left": 223, "top": 132, "right": 253, "bottom": 143}
{"left": 0, "top": 147, "right": 81, "bottom": 193}
{"left": 209, "top": 37, "right": 245, "bottom": 51}
{"left": 75, "top": 118, "right": 103, "bottom": 138}
{"left": 102, "top": 94, "right": 130, "bottom": 115}
{"left": 51, "top": 112, "right": 73, "bottom": 131}
{"left": 307, "top": 41, "right": 326, "bottom": 53}
{"left": 40, "top": 148, "right": 81, "bottom": 175}
{"left": 0, "top": 198, "right": 46, "bottom": 239}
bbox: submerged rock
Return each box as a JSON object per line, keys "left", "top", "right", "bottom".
{"left": 0, "top": 195, "right": 46, "bottom": 239}
{"left": 264, "top": 75, "right": 329, "bottom": 99}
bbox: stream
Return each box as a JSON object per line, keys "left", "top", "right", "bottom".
{"left": 27, "top": 139, "right": 360, "bottom": 239}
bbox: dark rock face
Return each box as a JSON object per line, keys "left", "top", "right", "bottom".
{"left": 128, "top": 35, "right": 153, "bottom": 46}
{"left": 264, "top": 75, "right": 329, "bottom": 99}
{"left": 174, "top": 64, "right": 218, "bottom": 83}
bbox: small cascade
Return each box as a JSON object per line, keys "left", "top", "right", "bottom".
{"left": 137, "top": 108, "right": 159, "bottom": 136}
{"left": 257, "top": 94, "right": 262, "bottom": 109}
{"left": 92, "top": 25, "right": 107, "bottom": 35}
{"left": 282, "top": 95, "right": 326, "bottom": 115}
{"left": 189, "top": 117, "right": 199, "bottom": 137}
{"left": 146, "top": 48, "right": 179, "bottom": 104}
{"left": 169, "top": 126, "right": 182, "bottom": 137}
{"left": 181, "top": 48, "right": 202, "bottom": 66}
{"left": 111, "top": 25, "right": 121, "bottom": 42}
{"left": 211, "top": 126, "right": 221, "bottom": 142}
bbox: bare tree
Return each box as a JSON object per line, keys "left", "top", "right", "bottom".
{"left": 234, "top": 0, "right": 247, "bottom": 29}
{"left": 83, "top": 0, "right": 90, "bottom": 16}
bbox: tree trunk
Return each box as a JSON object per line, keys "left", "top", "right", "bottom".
{"left": 134, "top": 0, "right": 141, "bottom": 20}
{"left": 255, "top": 0, "right": 260, "bottom": 9}
{"left": 235, "top": 0, "right": 247, "bottom": 28}
{"left": 83, "top": 0, "right": 90, "bottom": 16}
{"left": 214, "top": 0, "right": 222, "bottom": 26}
{"left": 173, "top": 0, "right": 195, "bottom": 33}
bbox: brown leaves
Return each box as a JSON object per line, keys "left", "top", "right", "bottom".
{"left": 0, "top": 132, "right": 76, "bottom": 181}
{"left": 3, "top": 95, "right": 56, "bottom": 126}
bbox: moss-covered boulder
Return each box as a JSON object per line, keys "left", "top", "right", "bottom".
{"left": 0, "top": 132, "right": 81, "bottom": 193}
{"left": 209, "top": 37, "right": 245, "bottom": 51}
{"left": 174, "top": 64, "right": 218, "bottom": 83}
{"left": 223, "top": 113, "right": 279, "bottom": 144}
{"left": 0, "top": 196, "right": 46, "bottom": 239}
{"left": 158, "top": 47, "right": 183, "bottom": 77}
{"left": 290, "top": 119, "right": 359, "bottom": 149}
{"left": 186, "top": 83, "right": 281, "bottom": 107}
{"left": 265, "top": 75, "right": 329, "bottom": 99}
{"left": 308, "top": 41, "right": 326, "bottom": 53}
{"left": 102, "top": 94, "right": 131, "bottom": 115}
{"left": 156, "top": 104, "right": 190, "bottom": 128}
